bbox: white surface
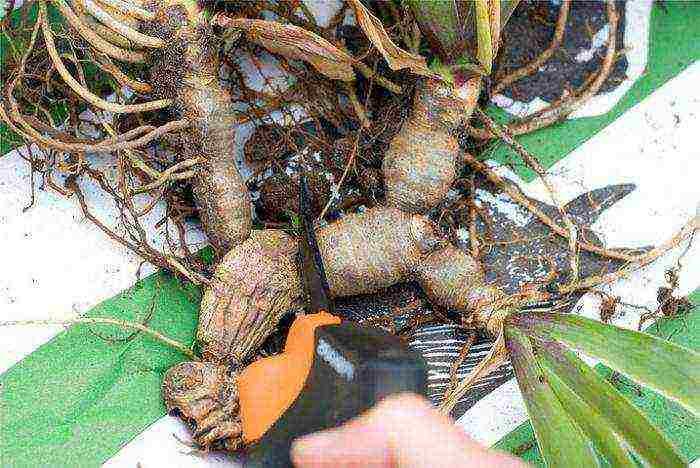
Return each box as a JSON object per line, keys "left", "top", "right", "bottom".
{"left": 457, "top": 61, "right": 700, "bottom": 446}
{"left": 103, "top": 416, "right": 235, "bottom": 468}
{"left": 0, "top": 151, "right": 207, "bottom": 374}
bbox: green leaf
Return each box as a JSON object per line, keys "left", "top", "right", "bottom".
{"left": 473, "top": 0, "right": 493, "bottom": 74}
{"left": 535, "top": 340, "right": 685, "bottom": 467}
{"left": 505, "top": 326, "right": 600, "bottom": 467}
{"left": 405, "top": 0, "right": 469, "bottom": 63}
{"left": 539, "top": 365, "right": 638, "bottom": 467}
{"left": 510, "top": 312, "right": 700, "bottom": 417}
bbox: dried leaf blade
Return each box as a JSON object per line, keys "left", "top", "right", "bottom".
{"left": 347, "top": 0, "right": 432, "bottom": 76}
{"left": 218, "top": 17, "right": 355, "bottom": 82}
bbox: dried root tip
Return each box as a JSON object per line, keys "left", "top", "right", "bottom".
{"left": 383, "top": 78, "right": 480, "bottom": 214}
{"left": 464, "top": 286, "right": 512, "bottom": 336}
{"left": 316, "top": 207, "right": 445, "bottom": 297}
{"left": 162, "top": 362, "right": 244, "bottom": 452}
{"left": 197, "top": 230, "right": 302, "bottom": 365}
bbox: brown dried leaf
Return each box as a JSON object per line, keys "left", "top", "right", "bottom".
{"left": 346, "top": 0, "right": 433, "bottom": 76}
{"left": 218, "top": 17, "right": 355, "bottom": 81}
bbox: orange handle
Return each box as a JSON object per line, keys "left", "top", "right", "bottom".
{"left": 238, "top": 312, "right": 341, "bottom": 443}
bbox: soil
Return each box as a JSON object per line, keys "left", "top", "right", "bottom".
{"left": 496, "top": 0, "right": 628, "bottom": 102}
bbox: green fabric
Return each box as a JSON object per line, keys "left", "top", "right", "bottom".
{"left": 494, "top": 289, "right": 700, "bottom": 465}
{"left": 0, "top": 273, "right": 201, "bottom": 467}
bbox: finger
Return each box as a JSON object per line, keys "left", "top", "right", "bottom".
{"left": 291, "top": 393, "right": 526, "bottom": 468}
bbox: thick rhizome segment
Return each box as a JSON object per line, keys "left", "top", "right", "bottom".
{"left": 145, "top": 2, "right": 252, "bottom": 254}
{"left": 197, "top": 207, "right": 503, "bottom": 371}
{"left": 383, "top": 77, "right": 480, "bottom": 214}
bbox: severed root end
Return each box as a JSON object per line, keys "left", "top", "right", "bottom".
{"left": 162, "top": 362, "right": 244, "bottom": 452}
{"left": 468, "top": 301, "right": 511, "bottom": 337}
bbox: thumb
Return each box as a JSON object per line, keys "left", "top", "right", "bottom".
{"left": 290, "top": 393, "right": 525, "bottom": 468}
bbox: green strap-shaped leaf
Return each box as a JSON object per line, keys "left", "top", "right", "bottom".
{"left": 535, "top": 340, "right": 685, "bottom": 467}
{"left": 509, "top": 312, "right": 700, "bottom": 416}
{"left": 405, "top": 0, "right": 469, "bottom": 62}
{"left": 539, "top": 365, "right": 638, "bottom": 467}
{"left": 505, "top": 326, "right": 600, "bottom": 467}
{"left": 473, "top": 0, "right": 493, "bottom": 73}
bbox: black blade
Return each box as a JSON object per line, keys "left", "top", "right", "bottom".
{"left": 299, "top": 175, "right": 333, "bottom": 314}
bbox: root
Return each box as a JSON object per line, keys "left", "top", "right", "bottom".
{"left": 74, "top": 0, "right": 164, "bottom": 48}
{"left": 97, "top": 0, "right": 155, "bottom": 21}
{"left": 319, "top": 132, "right": 360, "bottom": 219}
{"left": 42, "top": 1, "right": 170, "bottom": 113}
{"left": 95, "top": 55, "right": 152, "bottom": 93}
{"left": 5, "top": 91, "right": 188, "bottom": 152}
{"left": 492, "top": 0, "right": 571, "bottom": 96}
{"left": 461, "top": 151, "right": 639, "bottom": 262}
{"left": 56, "top": 0, "right": 146, "bottom": 63}
{"left": 472, "top": 0, "right": 618, "bottom": 139}
{"left": 440, "top": 331, "right": 508, "bottom": 414}
{"left": 132, "top": 157, "right": 203, "bottom": 194}
{"left": 475, "top": 108, "right": 580, "bottom": 283}
{"left": 0, "top": 317, "right": 198, "bottom": 359}
{"left": 80, "top": 9, "right": 142, "bottom": 48}
{"left": 559, "top": 217, "right": 699, "bottom": 294}
{"left": 444, "top": 332, "right": 476, "bottom": 400}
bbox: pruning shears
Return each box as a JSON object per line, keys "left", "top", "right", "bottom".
{"left": 239, "top": 176, "right": 428, "bottom": 467}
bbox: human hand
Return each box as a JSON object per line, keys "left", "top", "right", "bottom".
{"left": 291, "top": 393, "right": 527, "bottom": 468}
